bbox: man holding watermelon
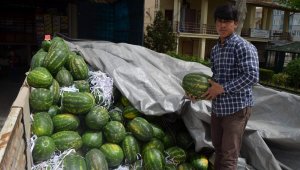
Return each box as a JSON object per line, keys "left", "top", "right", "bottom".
{"left": 201, "top": 3, "right": 259, "bottom": 170}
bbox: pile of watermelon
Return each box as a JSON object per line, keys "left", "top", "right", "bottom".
{"left": 27, "top": 37, "right": 212, "bottom": 170}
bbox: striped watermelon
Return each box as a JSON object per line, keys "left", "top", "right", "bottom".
{"left": 27, "top": 67, "right": 53, "bottom": 88}
{"left": 49, "top": 79, "right": 60, "bottom": 104}
{"left": 62, "top": 92, "right": 95, "bottom": 115}
{"left": 52, "top": 113, "right": 80, "bottom": 132}
{"left": 55, "top": 68, "right": 74, "bottom": 87}
{"left": 122, "top": 135, "right": 140, "bottom": 164}
{"left": 69, "top": 55, "right": 89, "bottom": 80}
{"left": 30, "top": 51, "right": 47, "bottom": 70}
{"left": 43, "top": 48, "right": 68, "bottom": 75}
{"left": 32, "top": 136, "right": 56, "bottom": 163}
{"left": 127, "top": 117, "right": 153, "bottom": 142}
{"left": 82, "top": 131, "right": 103, "bottom": 148}
{"left": 85, "top": 105, "right": 110, "bottom": 130}
{"left": 182, "top": 73, "right": 211, "bottom": 99}
{"left": 29, "top": 88, "right": 53, "bottom": 112}
{"left": 85, "top": 148, "right": 108, "bottom": 170}
{"left": 143, "top": 148, "right": 165, "bottom": 170}
{"left": 165, "top": 146, "right": 187, "bottom": 165}
{"left": 100, "top": 143, "right": 124, "bottom": 168}
{"left": 63, "top": 153, "right": 87, "bottom": 170}
{"left": 32, "top": 112, "right": 53, "bottom": 137}
{"left": 103, "top": 121, "right": 126, "bottom": 144}
{"left": 51, "top": 131, "right": 82, "bottom": 151}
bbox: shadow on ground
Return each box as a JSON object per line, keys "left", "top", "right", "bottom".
{"left": 0, "top": 70, "right": 26, "bottom": 129}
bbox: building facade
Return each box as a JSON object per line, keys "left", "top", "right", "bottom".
{"left": 144, "top": 0, "right": 300, "bottom": 68}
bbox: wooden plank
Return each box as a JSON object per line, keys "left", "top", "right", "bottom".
{"left": 0, "top": 81, "right": 31, "bottom": 169}
{"left": 3, "top": 119, "right": 24, "bottom": 170}
{"left": 12, "top": 82, "right": 32, "bottom": 169}
{"left": 0, "top": 107, "right": 22, "bottom": 170}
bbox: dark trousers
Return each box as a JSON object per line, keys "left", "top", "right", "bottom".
{"left": 211, "top": 107, "right": 251, "bottom": 170}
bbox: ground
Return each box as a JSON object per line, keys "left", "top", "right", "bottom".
{"left": 0, "top": 70, "right": 26, "bottom": 129}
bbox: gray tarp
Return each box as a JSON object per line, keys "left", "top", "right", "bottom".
{"left": 67, "top": 40, "right": 300, "bottom": 170}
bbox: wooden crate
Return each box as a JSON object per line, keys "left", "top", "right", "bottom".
{"left": 0, "top": 83, "right": 32, "bottom": 170}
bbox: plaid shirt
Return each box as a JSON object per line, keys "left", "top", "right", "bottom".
{"left": 210, "top": 33, "right": 259, "bottom": 116}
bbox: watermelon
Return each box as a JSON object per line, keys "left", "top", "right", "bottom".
{"left": 43, "top": 48, "right": 68, "bottom": 75}
{"left": 127, "top": 117, "right": 153, "bottom": 142}
{"left": 182, "top": 73, "right": 211, "bottom": 99}
{"left": 32, "top": 112, "right": 53, "bottom": 137}
{"left": 162, "top": 132, "right": 176, "bottom": 149}
{"left": 56, "top": 68, "right": 74, "bottom": 87}
{"left": 123, "top": 105, "right": 141, "bottom": 120}
{"left": 100, "top": 143, "right": 124, "bottom": 168}
{"left": 103, "top": 121, "right": 126, "bottom": 144}
{"left": 122, "top": 135, "right": 140, "bottom": 164}
{"left": 143, "top": 148, "right": 165, "bottom": 170}
{"left": 52, "top": 113, "right": 80, "bottom": 132}
{"left": 29, "top": 88, "right": 53, "bottom": 112}
{"left": 191, "top": 155, "right": 209, "bottom": 170}
{"left": 32, "top": 136, "right": 56, "bottom": 163}
{"left": 27, "top": 67, "right": 53, "bottom": 88}
{"left": 82, "top": 131, "right": 103, "bottom": 149}
{"left": 49, "top": 79, "right": 60, "bottom": 104}
{"left": 150, "top": 123, "right": 165, "bottom": 140}
{"left": 177, "top": 163, "right": 194, "bottom": 170}
{"left": 74, "top": 80, "right": 90, "bottom": 93}
{"left": 48, "top": 37, "right": 69, "bottom": 52}
{"left": 65, "top": 51, "right": 76, "bottom": 70}
{"left": 85, "top": 148, "right": 108, "bottom": 170}
{"left": 85, "top": 106, "right": 110, "bottom": 130}
{"left": 30, "top": 51, "right": 47, "bottom": 70}
{"left": 51, "top": 131, "right": 82, "bottom": 151}
{"left": 62, "top": 92, "right": 95, "bottom": 114}
{"left": 48, "top": 105, "right": 61, "bottom": 117}
{"left": 165, "top": 146, "right": 187, "bottom": 165}
{"left": 108, "top": 107, "right": 123, "bottom": 122}
{"left": 142, "top": 138, "right": 165, "bottom": 154}
{"left": 121, "top": 95, "right": 130, "bottom": 106}
{"left": 63, "top": 153, "right": 87, "bottom": 170}
{"left": 41, "top": 40, "right": 52, "bottom": 52}
{"left": 69, "top": 55, "right": 89, "bottom": 80}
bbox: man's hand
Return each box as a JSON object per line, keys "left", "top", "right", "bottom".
{"left": 201, "top": 79, "right": 225, "bottom": 100}
{"left": 185, "top": 93, "right": 197, "bottom": 103}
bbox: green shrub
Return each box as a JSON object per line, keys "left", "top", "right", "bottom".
{"left": 144, "top": 11, "right": 176, "bottom": 53}
{"left": 259, "top": 68, "right": 274, "bottom": 82}
{"left": 166, "top": 51, "right": 211, "bottom": 67}
{"left": 272, "top": 73, "right": 289, "bottom": 87}
{"left": 284, "top": 58, "right": 300, "bottom": 88}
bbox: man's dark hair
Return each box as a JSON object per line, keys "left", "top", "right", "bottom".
{"left": 214, "top": 4, "right": 238, "bottom": 22}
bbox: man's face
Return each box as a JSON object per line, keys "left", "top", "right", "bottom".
{"left": 215, "top": 18, "right": 237, "bottom": 41}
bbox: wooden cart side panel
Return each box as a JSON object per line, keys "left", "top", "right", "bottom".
{"left": 0, "top": 82, "right": 32, "bottom": 170}
{"left": 0, "top": 108, "right": 25, "bottom": 170}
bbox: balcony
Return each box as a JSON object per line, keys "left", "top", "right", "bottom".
{"left": 174, "top": 21, "right": 298, "bottom": 42}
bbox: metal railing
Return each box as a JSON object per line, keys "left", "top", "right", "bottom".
{"left": 174, "top": 21, "right": 300, "bottom": 41}
{"left": 173, "top": 22, "right": 217, "bottom": 35}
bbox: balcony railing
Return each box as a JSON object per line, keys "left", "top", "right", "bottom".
{"left": 174, "top": 21, "right": 299, "bottom": 41}
{"left": 174, "top": 21, "right": 217, "bottom": 35}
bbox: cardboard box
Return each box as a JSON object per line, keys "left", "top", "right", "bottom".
{"left": 44, "top": 14, "right": 53, "bottom": 34}
{"left": 53, "top": 16, "right": 61, "bottom": 34}
{"left": 0, "top": 81, "right": 32, "bottom": 169}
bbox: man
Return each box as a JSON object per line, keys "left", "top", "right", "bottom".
{"left": 202, "top": 4, "right": 259, "bottom": 170}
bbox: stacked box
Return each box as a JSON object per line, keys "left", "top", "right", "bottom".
{"left": 44, "top": 14, "right": 52, "bottom": 34}
{"left": 35, "top": 15, "right": 44, "bottom": 44}
{"left": 60, "top": 16, "right": 69, "bottom": 34}
{"left": 52, "top": 16, "right": 61, "bottom": 34}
